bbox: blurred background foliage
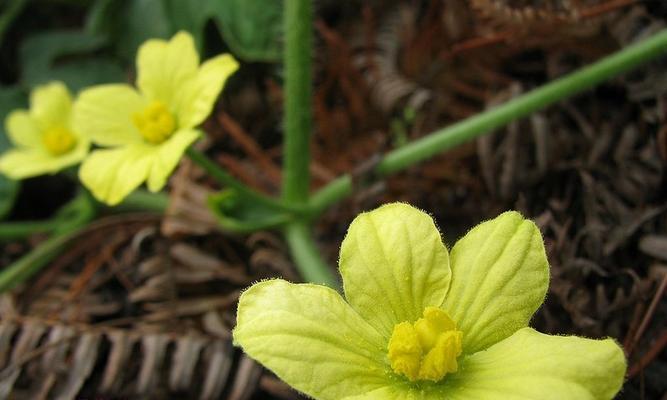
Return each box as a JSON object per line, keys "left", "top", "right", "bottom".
{"left": 0, "top": 0, "right": 282, "bottom": 221}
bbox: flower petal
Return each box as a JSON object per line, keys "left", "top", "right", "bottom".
{"left": 79, "top": 145, "right": 152, "bottom": 205}
{"left": 73, "top": 84, "right": 146, "bottom": 146}
{"left": 444, "top": 328, "right": 626, "bottom": 400}
{"left": 5, "top": 110, "right": 41, "bottom": 148}
{"left": 442, "top": 211, "right": 549, "bottom": 354}
{"left": 30, "top": 82, "right": 72, "bottom": 130}
{"left": 233, "top": 279, "right": 388, "bottom": 400}
{"left": 0, "top": 135, "right": 88, "bottom": 179}
{"left": 175, "top": 54, "right": 239, "bottom": 129}
{"left": 136, "top": 31, "right": 199, "bottom": 108}
{"left": 339, "top": 203, "right": 451, "bottom": 339}
{"left": 146, "top": 129, "right": 200, "bottom": 192}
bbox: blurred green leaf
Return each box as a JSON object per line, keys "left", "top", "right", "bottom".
{"left": 20, "top": 30, "right": 125, "bottom": 91}
{"left": 164, "top": 0, "right": 283, "bottom": 62}
{"left": 86, "top": 0, "right": 171, "bottom": 62}
{"left": 0, "top": 0, "right": 27, "bottom": 46}
{"left": 0, "top": 86, "right": 25, "bottom": 219}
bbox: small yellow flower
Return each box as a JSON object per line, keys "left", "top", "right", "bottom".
{"left": 0, "top": 82, "right": 89, "bottom": 179}
{"left": 233, "top": 203, "right": 627, "bottom": 400}
{"left": 74, "top": 31, "right": 239, "bottom": 205}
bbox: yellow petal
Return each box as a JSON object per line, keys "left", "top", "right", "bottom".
{"left": 445, "top": 328, "right": 626, "bottom": 400}
{"left": 442, "top": 211, "right": 549, "bottom": 354}
{"left": 73, "top": 84, "right": 146, "bottom": 147}
{"left": 5, "top": 110, "right": 41, "bottom": 148}
{"left": 339, "top": 203, "right": 451, "bottom": 339}
{"left": 233, "top": 279, "right": 387, "bottom": 400}
{"left": 0, "top": 135, "right": 89, "bottom": 179}
{"left": 175, "top": 54, "right": 239, "bottom": 129}
{"left": 136, "top": 31, "right": 199, "bottom": 109}
{"left": 79, "top": 145, "right": 152, "bottom": 205}
{"left": 30, "top": 81, "right": 72, "bottom": 131}
{"left": 146, "top": 129, "right": 200, "bottom": 192}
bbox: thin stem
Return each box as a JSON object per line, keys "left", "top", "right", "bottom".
{"left": 310, "top": 28, "right": 667, "bottom": 214}
{"left": 0, "top": 224, "right": 82, "bottom": 293}
{"left": 186, "top": 147, "right": 303, "bottom": 214}
{"left": 0, "top": 220, "right": 61, "bottom": 240}
{"left": 284, "top": 222, "right": 338, "bottom": 287}
{"left": 112, "top": 189, "right": 169, "bottom": 213}
{"left": 282, "top": 0, "right": 313, "bottom": 204}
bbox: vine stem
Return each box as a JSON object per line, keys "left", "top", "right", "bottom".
{"left": 284, "top": 222, "right": 338, "bottom": 287}
{"left": 309, "top": 28, "right": 667, "bottom": 214}
{"left": 282, "top": 0, "right": 313, "bottom": 204}
{"left": 186, "top": 147, "right": 304, "bottom": 214}
{"left": 281, "top": 0, "right": 337, "bottom": 286}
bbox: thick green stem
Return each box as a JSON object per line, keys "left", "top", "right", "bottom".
{"left": 310, "top": 29, "right": 667, "bottom": 214}
{"left": 282, "top": 0, "right": 313, "bottom": 204}
{"left": 284, "top": 222, "right": 337, "bottom": 287}
{"left": 186, "top": 147, "right": 303, "bottom": 214}
{"left": 112, "top": 190, "right": 169, "bottom": 213}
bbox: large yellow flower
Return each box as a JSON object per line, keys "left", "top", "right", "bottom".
{"left": 74, "top": 31, "right": 238, "bottom": 205}
{"left": 0, "top": 82, "right": 89, "bottom": 179}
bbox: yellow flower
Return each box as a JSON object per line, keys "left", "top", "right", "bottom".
{"left": 233, "top": 203, "right": 626, "bottom": 400}
{"left": 0, "top": 82, "right": 89, "bottom": 179}
{"left": 74, "top": 31, "right": 239, "bottom": 205}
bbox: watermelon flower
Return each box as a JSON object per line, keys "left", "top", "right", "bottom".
{"left": 0, "top": 82, "right": 89, "bottom": 179}
{"left": 74, "top": 31, "right": 238, "bottom": 205}
{"left": 233, "top": 203, "right": 626, "bottom": 399}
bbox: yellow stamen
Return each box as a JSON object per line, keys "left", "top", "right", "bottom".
{"left": 387, "top": 306, "right": 462, "bottom": 382}
{"left": 42, "top": 126, "right": 77, "bottom": 156}
{"left": 132, "top": 100, "right": 176, "bottom": 144}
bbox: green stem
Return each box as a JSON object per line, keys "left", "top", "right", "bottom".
{"left": 282, "top": 0, "right": 313, "bottom": 204}
{"left": 186, "top": 147, "right": 303, "bottom": 214}
{"left": 112, "top": 189, "right": 169, "bottom": 213}
{"left": 310, "top": 28, "right": 667, "bottom": 214}
{"left": 284, "top": 222, "right": 338, "bottom": 287}
{"left": 0, "top": 220, "right": 61, "bottom": 240}
{"left": 0, "top": 223, "right": 83, "bottom": 293}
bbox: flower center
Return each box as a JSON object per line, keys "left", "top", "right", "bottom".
{"left": 132, "top": 100, "right": 176, "bottom": 144}
{"left": 387, "top": 306, "right": 463, "bottom": 382}
{"left": 42, "top": 126, "right": 77, "bottom": 156}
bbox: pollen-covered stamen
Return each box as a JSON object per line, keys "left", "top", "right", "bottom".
{"left": 387, "top": 306, "right": 463, "bottom": 382}
{"left": 42, "top": 126, "right": 77, "bottom": 156}
{"left": 132, "top": 100, "right": 176, "bottom": 144}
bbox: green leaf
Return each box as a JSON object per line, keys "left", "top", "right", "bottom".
{"left": 442, "top": 211, "right": 549, "bottom": 354}
{"left": 20, "top": 30, "right": 125, "bottom": 91}
{"left": 233, "top": 279, "right": 388, "bottom": 400}
{"left": 163, "top": 0, "right": 282, "bottom": 62}
{"left": 0, "top": 0, "right": 27, "bottom": 46}
{"left": 207, "top": 189, "right": 291, "bottom": 233}
{"left": 339, "top": 203, "right": 451, "bottom": 340}
{"left": 0, "top": 86, "right": 25, "bottom": 219}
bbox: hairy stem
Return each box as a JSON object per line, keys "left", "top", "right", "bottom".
{"left": 310, "top": 28, "right": 667, "bottom": 214}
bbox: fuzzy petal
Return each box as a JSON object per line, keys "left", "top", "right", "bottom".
{"left": 146, "top": 129, "right": 200, "bottom": 192}
{"left": 30, "top": 82, "right": 72, "bottom": 131}
{"left": 79, "top": 145, "right": 152, "bottom": 205}
{"left": 443, "top": 328, "right": 627, "bottom": 400}
{"left": 136, "top": 31, "right": 199, "bottom": 109}
{"left": 233, "top": 279, "right": 388, "bottom": 400}
{"left": 73, "top": 84, "right": 146, "bottom": 146}
{"left": 175, "top": 54, "right": 239, "bottom": 129}
{"left": 0, "top": 135, "right": 89, "bottom": 179}
{"left": 5, "top": 110, "right": 41, "bottom": 148}
{"left": 441, "top": 211, "right": 549, "bottom": 354}
{"left": 339, "top": 203, "right": 451, "bottom": 339}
